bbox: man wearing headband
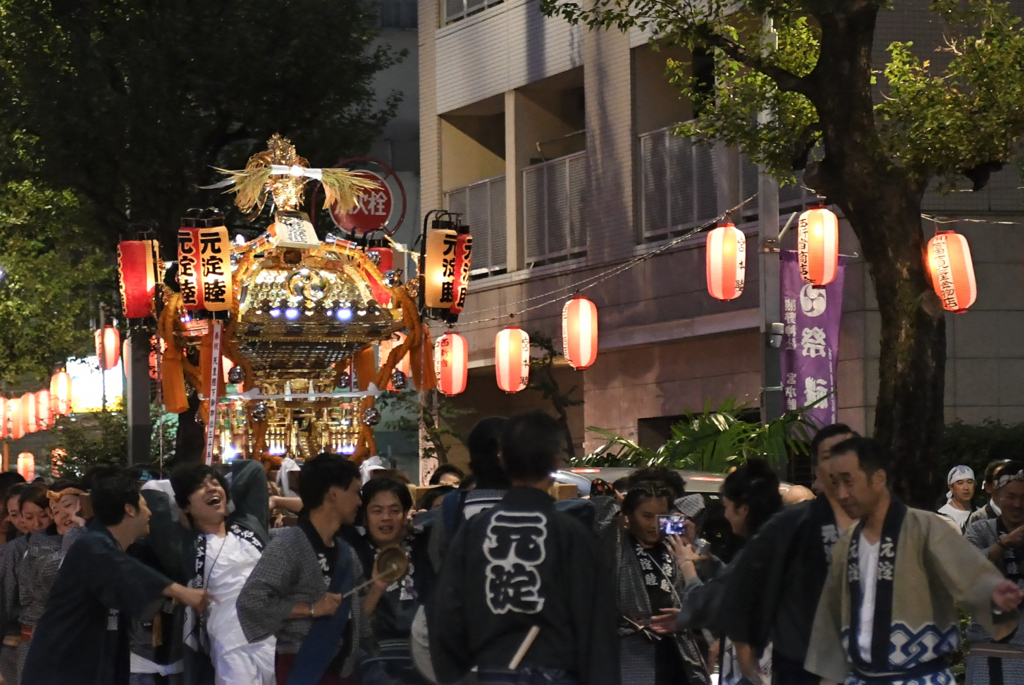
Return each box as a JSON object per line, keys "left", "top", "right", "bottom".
{"left": 965, "top": 461, "right": 1024, "bottom": 683}
{"left": 938, "top": 465, "right": 976, "bottom": 532}
{"left": 968, "top": 459, "right": 1013, "bottom": 528}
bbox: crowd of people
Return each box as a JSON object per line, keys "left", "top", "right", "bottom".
{"left": 0, "top": 412, "right": 1021, "bottom": 685}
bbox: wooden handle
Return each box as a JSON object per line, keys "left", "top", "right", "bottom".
{"left": 508, "top": 626, "right": 541, "bottom": 670}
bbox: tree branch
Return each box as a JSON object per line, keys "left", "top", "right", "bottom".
{"left": 692, "top": 24, "right": 816, "bottom": 98}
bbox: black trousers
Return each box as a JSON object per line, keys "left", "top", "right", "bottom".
{"left": 772, "top": 651, "right": 820, "bottom": 685}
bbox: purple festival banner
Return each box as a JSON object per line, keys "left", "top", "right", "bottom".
{"left": 780, "top": 250, "right": 845, "bottom": 428}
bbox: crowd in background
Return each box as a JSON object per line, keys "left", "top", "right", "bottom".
{"left": 0, "top": 413, "right": 1021, "bottom": 685}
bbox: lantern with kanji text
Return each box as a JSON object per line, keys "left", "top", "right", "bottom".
{"left": 562, "top": 296, "right": 598, "bottom": 370}
{"left": 50, "top": 370, "right": 72, "bottom": 416}
{"left": 95, "top": 326, "right": 121, "bottom": 371}
{"left": 927, "top": 230, "right": 977, "bottom": 313}
{"left": 424, "top": 226, "right": 459, "bottom": 309}
{"left": 449, "top": 230, "right": 473, "bottom": 315}
{"left": 117, "top": 240, "right": 160, "bottom": 319}
{"left": 435, "top": 332, "right": 468, "bottom": 396}
{"left": 797, "top": 206, "right": 839, "bottom": 286}
{"left": 705, "top": 222, "right": 746, "bottom": 301}
{"left": 495, "top": 327, "right": 530, "bottom": 393}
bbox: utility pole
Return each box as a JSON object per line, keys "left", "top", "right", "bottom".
{"left": 758, "top": 18, "right": 784, "bottom": 427}
{"left": 126, "top": 326, "right": 152, "bottom": 466}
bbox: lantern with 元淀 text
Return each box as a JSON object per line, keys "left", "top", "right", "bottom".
{"left": 449, "top": 231, "right": 473, "bottom": 315}
{"left": 424, "top": 227, "right": 458, "bottom": 309}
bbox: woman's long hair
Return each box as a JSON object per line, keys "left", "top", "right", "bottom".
{"left": 721, "top": 458, "right": 783, "bottom": 538}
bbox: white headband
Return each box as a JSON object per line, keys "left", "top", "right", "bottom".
{"left": 947, "top": 465, "right": 975, "bottom": 502}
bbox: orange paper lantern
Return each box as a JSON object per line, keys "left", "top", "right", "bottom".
{"left": 8, "top": 398, "right": 23, "bottom": 441}
{"left": 22, "top": 393, "right": 37, "bottom": 434}
{"left": 495, "top": 327, "right": 530, "bottom": 393}
{"left": 434, "top": 332, "right": 468, "bottom": 396}
{"left": 35, "top": 390, "right": 52, "bottom": 431}
{"left": 95, "top": 326, "right": 121, "bottom": 371}
{"left": 424, "top": 228, "right": 459, "bottom": 309}
{"left": 562, "top": 296, "right": 599, "bottom": 370}
{"left": 797, "top": 206, "right": 839, "bottom": 286}
{"left": 50, "top": 370, "right": 72, "bottom": 416}
{"left": 705, "top": 222, "right": 746, "bottom": 301}
{"left": 0, "top": 398, "right": 7, "bottom": 440}
{"left": 927, "top": 230, "right": 977, "bottom": 313}
{"left": 17, "top": 453, "right": 35, "bottom": 481}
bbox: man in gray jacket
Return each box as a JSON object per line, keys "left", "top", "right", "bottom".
{"left": 237, "top": 453, "right": 368, "bottom": 685}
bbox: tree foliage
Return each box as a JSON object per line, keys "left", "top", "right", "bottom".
{"left": 47, "top": 406, "right": 178, "bottom": 478}
{"left": 576, "top": 398, "right": 813, "bottom": 473}
{"left": 0, "top": 0, "right": 403, "bottom": 242}
{"left": 0, "top": 180, "right": 112, "bottom": 382}
{"left": 527, "top": 332, "right": 584, "bottom": 460}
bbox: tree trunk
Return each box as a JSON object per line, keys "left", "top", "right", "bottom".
{"left": 809, "top": 4, "right": 946, "bottom": 507}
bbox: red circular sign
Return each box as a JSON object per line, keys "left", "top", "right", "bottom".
{"left": 329, "top": 170, "right": 394, "bottom": 235}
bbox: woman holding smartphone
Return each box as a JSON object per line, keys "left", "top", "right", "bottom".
{"left": 601, "top": 483, "right": 710, "bottom": 685}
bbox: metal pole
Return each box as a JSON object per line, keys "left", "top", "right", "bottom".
{"left": 126, "top": 326, "right": 152, "bottom": 466}
{"left": 759, "top": 18, "right": 784, "bottom": 427}
{"left": 99, "top": 303, "right": 107, "bottom": 413}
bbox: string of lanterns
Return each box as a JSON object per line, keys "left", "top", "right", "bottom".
{"left": 0, "top": 370, "right": 74, "bottom": 440}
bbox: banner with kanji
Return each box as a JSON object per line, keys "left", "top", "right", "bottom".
{"left": 780, "top": 250, "right": 846, "bottom": 427}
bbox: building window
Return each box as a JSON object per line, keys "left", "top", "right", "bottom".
{"left": 378, "top": 0, "right": 418, "bottom": 29}
{"left": 443, "top": 0, "right": 504, "bottom": 25}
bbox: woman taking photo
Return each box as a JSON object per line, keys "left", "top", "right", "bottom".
{"left": 652, "top": 459, "right": 783, "bottom": 685}
{"left": 602, "top": 482, "right": 709, "bottom": 685}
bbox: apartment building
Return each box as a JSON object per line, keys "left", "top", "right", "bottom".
{"left": 419, "top": 0, "right": 1024, "bottom": 460}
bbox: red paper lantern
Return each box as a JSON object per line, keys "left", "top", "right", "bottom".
{"left": 117, "top": 240, "right": 159, "bottom": 319}
{"left": 434, "top": 332, "right": 468, "bottom": 396}
{"left": 927, "top": 230, "right": 977, "bottom": 313}
{"left": 562, "top": 296, "right": 599, "bottom": 370}
{"left": 8, "top": 398, "right": 23, "bottom": 441}
{"left": 50, "top": 370, "right": 72, "bottom": 416}
{"left": 450, "top": 232, "right": 473, "bottom": 315}
{"left": 705, "top": 222, "right": 746, "bottom": 301}
{"left": 22, "top": 393, "right": 37, "bottom": 434}
{"left": 797, "top": 206, "right": 839, "bottom": 286}
{"left": 35, "top": 390, "right": 52, "bottom": 431}
{"left": 17, "top": 453, "right": 35, "bottom": 481}
{"left": 0, "top": 398, "right": 7, "bottom": 440}
{"left": 495, "top": 327, "right": 530, "bottom": 393}
{"left": 95, "top": 326, "right": 121, "bottom": 370}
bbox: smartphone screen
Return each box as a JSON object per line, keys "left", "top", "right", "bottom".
{"left": 658, "top": 514, "right": 687, "bottom": 536}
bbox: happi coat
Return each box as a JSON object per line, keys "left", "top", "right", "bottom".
{"left": 143, "top": 458, "right": 270, "bottom": 685}
{"left": 806, "top": 501, "right": 1014, "bottom": 685}
{"left": 964, "top": 517, "right": 1024, "bottom": 685}
{"left": 429, "top": 486, "right": 620, "bottom": 685}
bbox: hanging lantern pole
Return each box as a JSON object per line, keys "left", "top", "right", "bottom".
{"left": 98, "top": 302, "right": 108, "bottom": 413}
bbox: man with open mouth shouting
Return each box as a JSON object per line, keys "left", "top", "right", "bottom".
{"left": 143, "top": 459, "right": 276, "bottom": 685}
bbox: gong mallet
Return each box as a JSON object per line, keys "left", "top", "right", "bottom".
{"left": 340, "top": 546, "right": 410, "bottom": 599}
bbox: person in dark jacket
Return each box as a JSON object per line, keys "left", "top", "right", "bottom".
{"left": 429, "top": 410, "right": 619, "bottom": 685}
{"left": 715, "top": 423, "right": 857, "bottom": 685}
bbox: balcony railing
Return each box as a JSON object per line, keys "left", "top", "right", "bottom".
{"left": 639, "top": 126, "right": 813, "bottom": 241}
{"left": 444, "top": 0, "right": 503, "bottom": 24}
{"left": 523, "top": 151, "right": 587, "bottom": 266}
{"left": 445, "top": 174, "right": 507, "bottom": 277}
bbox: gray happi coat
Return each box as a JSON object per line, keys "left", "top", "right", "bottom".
{"left": 237, "top": 526, "right": 369, "bottom": 678}
{"left": 600, "top": 524, "right": 709, "bottom": 685}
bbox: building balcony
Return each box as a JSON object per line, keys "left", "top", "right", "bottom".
{"left": 523, "top": 151, "right": 587, "bottom": 266}
{"left": 445, "top": 174, "right": 508, "bottom": 277}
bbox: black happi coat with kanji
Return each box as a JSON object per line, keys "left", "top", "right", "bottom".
{"left": 429, "top": 486, "right": 620, "bottom": 685}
